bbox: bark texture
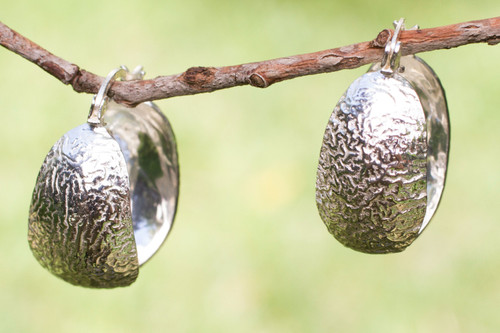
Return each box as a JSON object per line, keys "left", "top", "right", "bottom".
{"left": 1, "top": 17, "right": 499, "bottom": 106}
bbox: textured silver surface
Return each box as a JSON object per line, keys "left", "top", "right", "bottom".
{"left": 316, "top": 70, "right": 428, "bottom": 253}
{"left": 28, "top": 123, "right": 139, "bottom": 287}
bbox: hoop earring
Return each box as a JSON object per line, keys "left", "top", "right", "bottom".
{"left": 28, "top": 66, "right": 180, "bottom": 287}
{"left": 316, "top": 19, "right": 450, "bottom": 253}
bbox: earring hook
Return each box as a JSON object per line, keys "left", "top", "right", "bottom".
{"left": 381, "top": 18, "right": 405, "bottom": 77}
{"left": 88, "top": 67, "right": 128, "bottom": 125}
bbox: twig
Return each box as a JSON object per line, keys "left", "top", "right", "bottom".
{"left": 0, "top": 17, "right": 499, "bottom": 106}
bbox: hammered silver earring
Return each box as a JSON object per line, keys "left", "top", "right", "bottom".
{"left": 28, "top": 66, "right": 180, "bottom": 287}
{"left": 316, "top": 19, "right": 450, "bottom": 253}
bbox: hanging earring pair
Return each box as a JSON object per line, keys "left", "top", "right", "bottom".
{"left": 28, "top": 66, "right": 180, "bottom": 288}
{"left": 316, "top": 19, "right": 450, "bottom": 253}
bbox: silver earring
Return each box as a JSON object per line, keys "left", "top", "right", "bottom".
{"left": 316, "top": 19, "right": 449, "bottom": 253}
{"left": 28, "top": 66, "right": 180, "bottom": 287}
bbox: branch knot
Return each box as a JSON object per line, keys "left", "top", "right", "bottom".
{"left": 182, "top": 66, "right": 216, "bottom": 88}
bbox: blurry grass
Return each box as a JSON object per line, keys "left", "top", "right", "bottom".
{"left": 1, "top": 1, "right": 500, "bottom": 332}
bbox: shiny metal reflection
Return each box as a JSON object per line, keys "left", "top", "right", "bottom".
{"left": 316, "top": 23, "right": 449, "bottom": 253}
{"left": 316, "top": 70, "right": 429, "bottom": 253}
{"left": 370, "top": 56, "right": 450, "bottom": 234}
{"left": 28, "top": 123, "right": 139, "bottom": 287}
{"left": 28, "top": 67, "right": 179, "bottom": 287}
{"left": 104, "top": 101, "right": 179, "bottom": 265}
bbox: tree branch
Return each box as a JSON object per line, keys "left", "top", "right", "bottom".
{"left": 1, "top": 17, "right": 499, "bottom": 106}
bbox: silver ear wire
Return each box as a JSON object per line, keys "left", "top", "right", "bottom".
{"left": 87, "top": 67, "right": 127, "bottom": 125}
{"left": 380, "top": 18, "right": 405, "bottom": 76}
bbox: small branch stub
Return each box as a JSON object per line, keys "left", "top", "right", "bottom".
{"left": 249, "top": 73, "right": 268, "bottom": 88}
{"left": 371, "top": 29, "right": 392, "bottom": 48}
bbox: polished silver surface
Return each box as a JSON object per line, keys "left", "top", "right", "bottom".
{"left": 28, "top": 66, "right": 179, "bottom": 287}
{"left": 316, "top": 71, "right": 428, "bottom": 253}
{"left": 104, "top": 101, "right": 179, "bottom": 265}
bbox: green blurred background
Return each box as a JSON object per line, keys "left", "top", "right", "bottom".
{"left": 1, "top": 1, "right": 499, "bottom": 332}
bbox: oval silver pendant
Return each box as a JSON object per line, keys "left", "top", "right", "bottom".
{"left": 29, "top": 123, "right": 138, "bottom": 287}
{"left": 28, "top": 68, "right": 179, "bottom": 287}
{"left": 316, "top": 55, "right": 449, "bottom": 253}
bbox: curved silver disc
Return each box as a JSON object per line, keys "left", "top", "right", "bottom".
{"left": 316, "top": 70, "right": 428, "bottom": 253}
{"left": 103, "top": 101, "right": 179, "bottom": 265}
{"left": 28, "top": 124, "right": 139, "bottom": 288}
{"left": 370, "top": 55, "right": 450, "bottom": 233}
